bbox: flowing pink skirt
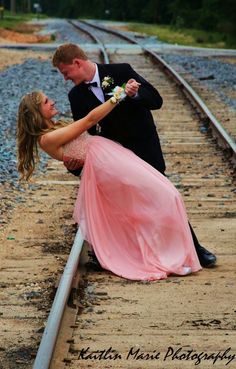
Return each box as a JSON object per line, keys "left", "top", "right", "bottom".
{"left": 73, "top": 136, "right": 201, "bottom": 280}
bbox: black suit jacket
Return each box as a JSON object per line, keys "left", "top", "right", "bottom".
{"left": 68, "top": 63, "right": 166, "bottom": 174}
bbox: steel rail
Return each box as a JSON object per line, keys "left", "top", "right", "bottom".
{"left": 79, "top": 19, "right": 137, "bottom": 45}
{"left": 33, "top": 227, "right": 84, "bottom": 369}
{"left": 81, "top": 20, "right": 236, "bottom": 165}
{"left": 68, "top": 20, "right": 109, "bottom": 63}
{"left": 143, "top": 47, "right": 236, "bottom": 162}
{"left": 33, "top": 22, "right": 110, "bottom": 369}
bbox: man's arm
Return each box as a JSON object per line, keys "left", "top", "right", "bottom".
{"left": 64, "top": 159, "right": 83, "bottom": 177}
{"left": 123, "top": 64, "right": 163, "bottom": 110}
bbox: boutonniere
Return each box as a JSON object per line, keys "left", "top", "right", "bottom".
{"left": 101, "top": 76, "right": 114, "bottom": 90}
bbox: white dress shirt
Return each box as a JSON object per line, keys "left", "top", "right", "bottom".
{"left": 85, "top": 64, "right": 105, "bottom": 103}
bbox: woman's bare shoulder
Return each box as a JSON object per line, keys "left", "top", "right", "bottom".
{"left": 38, "top": 131, "right": 54, "bottom": 150}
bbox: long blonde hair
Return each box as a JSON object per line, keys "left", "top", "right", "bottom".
{"left": 17, "top": 91, "right": 66, "bottom": 180}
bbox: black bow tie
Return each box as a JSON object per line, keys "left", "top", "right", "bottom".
{"left": 86, "top": 82, "right": 98, "bottom": 88}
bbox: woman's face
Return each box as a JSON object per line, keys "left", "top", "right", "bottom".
{"left": 40, "top": 93, "right": 58, "bottom": 120}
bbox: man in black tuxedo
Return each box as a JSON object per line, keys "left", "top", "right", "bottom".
{"left": 52, "top": 43, "right": 216, "bottom": 269}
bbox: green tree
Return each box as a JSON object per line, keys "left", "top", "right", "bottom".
{"left": 3, "top": 0, "right": 235, "bottom": 42}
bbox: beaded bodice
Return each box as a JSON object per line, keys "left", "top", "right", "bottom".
{"left": 63, "top": 132, "right": 91, "bottom": 167}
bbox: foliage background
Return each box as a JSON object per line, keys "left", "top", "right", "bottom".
{"left": 2, "top": 0, "right": 236, "bottom": 42}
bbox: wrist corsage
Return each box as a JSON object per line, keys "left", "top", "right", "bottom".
{"left": 108, "top": 84, "right": 126, "bottom": 104}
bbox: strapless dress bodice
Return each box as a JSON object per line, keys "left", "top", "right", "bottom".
{"left": 63, "top": 132, "right": 91, "bottom": 167}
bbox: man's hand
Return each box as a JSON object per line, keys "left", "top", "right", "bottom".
{"left": 125, "top": 79, "right": 141, "bottom": 97}
{"left": 63, "top": 156, "right": 84, "bottom": 171}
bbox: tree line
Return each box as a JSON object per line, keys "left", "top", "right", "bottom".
{"left": 3, "top": 0, "right": 236, "bottom": 39}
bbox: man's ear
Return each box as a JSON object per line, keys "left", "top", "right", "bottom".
{"left": 73, "top": 59, "right": 81, "bottom": 68}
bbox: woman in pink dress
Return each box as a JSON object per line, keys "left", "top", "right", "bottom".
{"left": 17, "top": 87, "right": 201, "bottom": 281}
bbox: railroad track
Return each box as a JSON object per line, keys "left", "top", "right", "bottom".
{"left": 0, "top": 19, "right": 235, "bottom": 369}
{"left": 78, "top": 19, "right": 236, "bottom": 164}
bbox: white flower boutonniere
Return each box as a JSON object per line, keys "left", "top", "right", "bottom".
{"left": 102, "top": 76, "right": 114, "bottom": 90}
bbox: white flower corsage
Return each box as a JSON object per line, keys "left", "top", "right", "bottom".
{"left": 102, "top": 76, "right": 114, "bottom": 89}
{"left": 108, "top": 84, "right": 126, "bottom": 104}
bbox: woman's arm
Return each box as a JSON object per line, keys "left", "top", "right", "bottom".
{"left": 39, "top": 98, "right": 118, "bottom": 158}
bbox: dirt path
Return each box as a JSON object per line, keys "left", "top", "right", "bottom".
{"left": 0, "top": 48, "right": 50, "bottom": 71}
{"left": 0, "top": 159, "right": 79, "bottom": 368}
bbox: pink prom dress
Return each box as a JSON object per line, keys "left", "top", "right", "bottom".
{"left": 63, "top": 132, "right": 201, "bottom": 281}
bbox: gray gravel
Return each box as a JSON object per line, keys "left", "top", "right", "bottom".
{"left": 0, "top": 58, "right": 73, "bottom": 189}
{"left": 162, "top": 54, "right": 236, "bottom": 109}
{"left": 33, "top": 18, "right": 92, "bottom": 44}
{"left": 1, "top": 18, "right": 235, "bottom": 192}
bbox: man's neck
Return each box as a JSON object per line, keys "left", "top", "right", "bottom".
{"left": 85, "top": 62, "right": 97, "bottom": 82}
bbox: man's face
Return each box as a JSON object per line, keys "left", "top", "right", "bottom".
{"left": 57, "top": 60, "right": 84, "bottom": 85}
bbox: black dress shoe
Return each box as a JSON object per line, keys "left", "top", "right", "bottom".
{"left": 196, "top": 245, "right": 217, "bottom": 268}
{"left": 85, "top": 251, "right": 104, "bottom": 271}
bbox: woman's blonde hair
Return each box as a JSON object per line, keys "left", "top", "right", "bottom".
{"left": 17, "top": 91, "right": 66, "bottom": 180}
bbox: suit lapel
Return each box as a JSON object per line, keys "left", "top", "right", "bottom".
{"left": 97, "top": 64, "right": 114, "bottom": 101}
{"left": 98, "top": 64, "right": 125, "bottom": 85}
{"left": 97, "top": 64, "right": 108, "bottom": 83}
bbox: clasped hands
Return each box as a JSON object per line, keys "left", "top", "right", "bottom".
{"left": 65, "top": 79, "right": 141, "bottom": 171}
{"left": 125, "top": 79, "right": 141, "bottom": 97}
{"left": 109, "top": 79, "right": 140, "bottom": 102}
